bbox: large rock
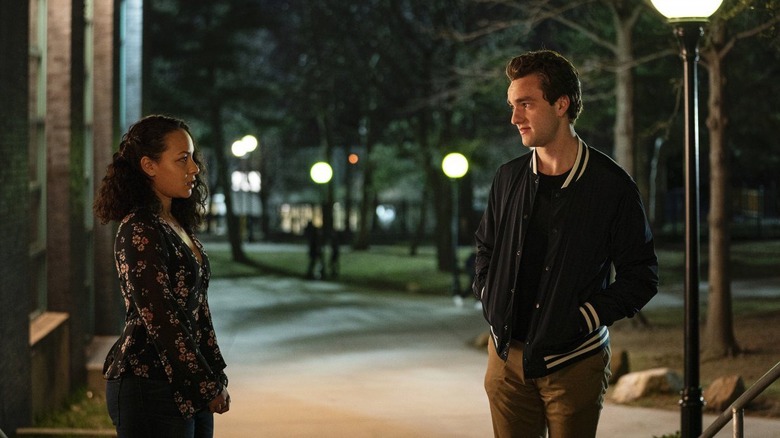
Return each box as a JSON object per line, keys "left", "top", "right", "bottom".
{"left": 704, "top": 375, "right": 745, "bottom": 412}
{"left": 472, "top": 332, "right": 490, "bottom": 349}
{"left": 611, "top": 368, "right": 683, "bottom": 403}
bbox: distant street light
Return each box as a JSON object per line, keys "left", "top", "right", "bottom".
{"left": 231, "top": 134, "right": 258, "bottom": 158}
{"left": 231, "top": 134, "right": 260, "bottom": 241}
{"left": 651, "top": 1, "right": 724, "bottom": 436}
{"left": 442, "top": 152, "right": 469, "bottom": 297}
{"left": 310, "top": 161, "right": 333, "bottom": 184}
{"left": 310, "top": 161, "right": 333, "bottom": 233}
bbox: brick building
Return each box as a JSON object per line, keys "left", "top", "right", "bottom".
{"left": 0, "top": 1, "right": 142, "bottom": 435}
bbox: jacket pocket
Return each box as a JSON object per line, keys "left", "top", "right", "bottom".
{"left": 476, "top": 277, "right": 492, "bottom": 324}
{"left": 541, "top": 303, "right": 586, "bottom": 351}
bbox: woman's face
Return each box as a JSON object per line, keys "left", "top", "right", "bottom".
{"left": 142, "top": 129, "right": 200, "bottom": 205}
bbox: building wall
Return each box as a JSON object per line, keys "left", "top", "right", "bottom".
{"left": 93, "top": 0, "right": 122, "bottom": 336}
{"left": 46, "top": 0, "right": 87, "bottom": 391}
{"left": 0, "top": 2, "right": 34, "bottom": 436}
{"left": 0, "top": 0, "right": 119, "bottom": 434}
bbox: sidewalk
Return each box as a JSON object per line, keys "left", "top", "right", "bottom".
{"left": 202, "top": 267, "right": 780, "bottom": 438}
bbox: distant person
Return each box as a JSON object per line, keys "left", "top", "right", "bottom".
{"left": 464, "top": 251, "right": 476, "bottom": 294}
{"left": 328, "top": 231, "right": 340, "bottom": 278}
{"left": 453, "top": 251, "right": 477, "bottom": 307}
{"left": 304, "top": 221, "right": 324, "bottom": 279}
{"left": 473, "top": 50, "right": 658, "bottom": 437}
{"left": 94, "top": 115, "right": 230, "bottom": 438}
{"left": 463, "top": 251, "right": 480, "bottom": 309}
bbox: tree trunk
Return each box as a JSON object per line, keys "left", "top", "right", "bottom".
{"left": 207, "top": 94, "right": 248, "bottom": 264}
{"left": 612, "top": 18, "right": 635, "bottom": 180}
{"left": 353, "top": 118, "right": 374, "bottom": 250}
{"left": 258, "top": 155, "right": 270, "bottom": 240}
{"left": 414, "top": 110, "right": 452, "bottom": 272}
{"left": 315, "top": 111, "right": 335, "bottom": 242}
{"left": 409, "top": 188, "right": 429, "bottom": 257}
{"left": 702, "top": 22, "right": 739, "bottom": 358}
{"left": 432, "top": 164, "right": 451, "bottom": 272}
{"left": 344, "top": 149, "right": 354, "bottom": 235}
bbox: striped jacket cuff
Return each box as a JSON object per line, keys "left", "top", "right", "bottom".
{"left": 579, "top": 302, "right": 600, "bottom": 333}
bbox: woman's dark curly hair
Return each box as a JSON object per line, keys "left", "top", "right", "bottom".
{"left": 93, "top": 115, "right": 208, "bottom": 231}
{"left": 506, "top": 50, "right": 583, "bottom": 124}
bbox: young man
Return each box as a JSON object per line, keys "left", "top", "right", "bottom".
{"left": 473, "top": 50, "right": 658, "bottom": 437}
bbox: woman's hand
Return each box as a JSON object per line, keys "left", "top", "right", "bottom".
{"left": 208, "top": 387, "right": 231, "bottom": 414}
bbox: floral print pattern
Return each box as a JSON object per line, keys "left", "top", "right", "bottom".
{"left": 103, "top": 209, "right": 227, "bottom": 418}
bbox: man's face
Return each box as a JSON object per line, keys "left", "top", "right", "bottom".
{"left": 507, "top": 74, "right": 567, "bottom": 149}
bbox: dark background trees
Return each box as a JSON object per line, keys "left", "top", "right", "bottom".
{"left": 698, "top": 0, "right": 780, "bottom": 358}
{"left": 144, "top": 0, "right": 276, "bottom": 263}
{"left": 143, "top": 0, "right": 780, "bottom": 357}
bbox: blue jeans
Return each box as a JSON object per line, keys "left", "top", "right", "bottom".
{"left": 106, "top": 375, "right": 214, "bottom": 438}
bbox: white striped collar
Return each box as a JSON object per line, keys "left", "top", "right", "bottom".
{"left": 530, "top": 137, "right": 589, "bottom": 189}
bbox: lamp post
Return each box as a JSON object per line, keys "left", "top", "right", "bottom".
{"left": 231, "top": 135, "right": 258, "bottom": 241}
{"left": 441, "top": 152, "right": 469, "bottom": 297}
{"left": 650, "top": 1, "right": 723, "bottom": 437}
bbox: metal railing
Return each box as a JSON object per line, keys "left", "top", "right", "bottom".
{"left": 701, "top": 360, "right": 780, "bottom": 438}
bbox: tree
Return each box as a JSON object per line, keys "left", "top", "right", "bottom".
{"left": 466, "top": 0, "right": 680, "bottom": 208}
{"left": 145, "top": 0, "right": 272, "bottom": 264}
{"left": 143, "top": 1, "right": 780, "bottom": 286}
{"left": 261, "top": 0, "right": 515, "bottom": 271}
{"left": 371, "top": 0, "right": 505, "bottom": 270}
{"left": 700, "top": 0, "right": 780, "bottom": 358}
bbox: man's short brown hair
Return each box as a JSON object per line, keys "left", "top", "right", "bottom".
{"left": 506, "top": 50, "right": 582, "bottom": 123}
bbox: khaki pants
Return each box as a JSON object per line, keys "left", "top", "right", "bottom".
{"left": 485, "top": 340, "right": 611, "bottom": 438}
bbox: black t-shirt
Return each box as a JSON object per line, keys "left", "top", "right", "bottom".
{"left": 512, "top": 170, "right": 570, "bottom": 341}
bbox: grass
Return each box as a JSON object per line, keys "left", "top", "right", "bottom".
{"left": 32, "top": 388, "right": 114, "bottom": 431}
{"left": 39, "top": 238, "right": 780, "bottom": 430}
{"left": 207, "top": 243, "right": 477, "bottom": 295}
{"left": 207, "top": 239, "right": 780, "bottom": 297}
{"left": 655, "top": 239, "right": 780, "bottom": 286}
{"left": 613, "top": 240, "right": 780, "bottom": 419}
{"left": 610, "top": 297, "right": 780, "bottom": 417}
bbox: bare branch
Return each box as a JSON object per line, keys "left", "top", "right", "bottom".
{"left": 600, "top": 47, "right": 678, "bottom": 73}
{"left": 440, "top": 18, "right": 530, "bottom": 42}
{"left": 730, "top": 13, "right": 780, "bottom": 44}
{"left": 704, "top": 7, "right": 780, "bottom": 63}
{"left": 551, "top": 13, "right": 618, "bottom": 53}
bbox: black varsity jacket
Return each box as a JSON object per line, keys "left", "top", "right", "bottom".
{"left": 473, "top": 139, "right": 658, "bottom": 378}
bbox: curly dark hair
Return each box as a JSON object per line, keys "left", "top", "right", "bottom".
{"left": 505, "top": 50, "right": 583, "bottom": 124}
{"left": 93, "top": 115, "right": 208, "bottom": 231}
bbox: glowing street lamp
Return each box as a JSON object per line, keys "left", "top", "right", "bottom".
{"left": 651, "top": 1, "right": 723, "bottom": 22}
{"left": 650, "top": 1, "right": 723, "bottom": 436}
{"left": 442, "top": 152, "right": 469, "bottom": 297}
{"left": 310, "top": 161, "right": 333, "bottom": 184}
{"left": 442, "top": 153, "right": 469, "bottom": 179}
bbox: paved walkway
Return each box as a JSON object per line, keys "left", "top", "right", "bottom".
{"left": 202, "top": 255, "right": 780, "bottom": 438}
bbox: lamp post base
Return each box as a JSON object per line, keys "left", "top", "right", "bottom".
{"left": 680, "top": 387, "right": 704, "bottom": 437}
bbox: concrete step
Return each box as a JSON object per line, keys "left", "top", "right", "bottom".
{"left": 84, "top": 336, "right": 115, "bottom": 397}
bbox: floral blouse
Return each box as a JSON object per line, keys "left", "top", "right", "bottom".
{"left": 103, "top": 209, "right": 227, "bottom": 418}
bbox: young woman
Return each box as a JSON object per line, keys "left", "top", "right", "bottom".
{"left": 94, "top": 115, "right": 230, "bottom": 438}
